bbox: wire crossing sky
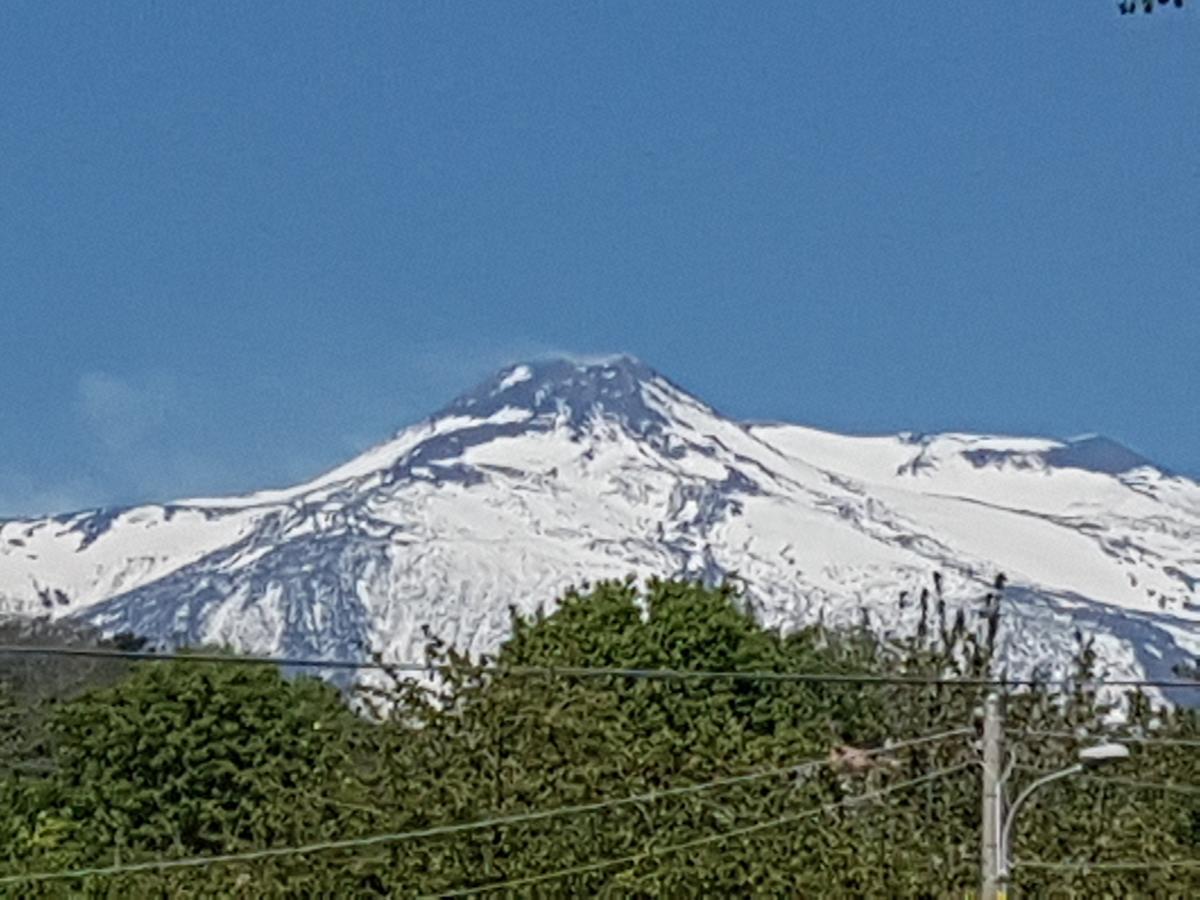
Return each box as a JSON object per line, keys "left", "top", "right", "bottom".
{"left": 0, "top": 3, "right": 1196, "bottom": 516}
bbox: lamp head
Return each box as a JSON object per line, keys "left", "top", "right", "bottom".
{"left": 1077, "top": 742, "right": 1130, "bottom": 766}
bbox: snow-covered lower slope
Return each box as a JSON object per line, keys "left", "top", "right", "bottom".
{"left": 1, "top": 357, "right": 1197, "bottom": 695}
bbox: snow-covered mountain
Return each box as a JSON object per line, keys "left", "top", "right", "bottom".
{"left": 2, "top": 356, "right": 1198, "bottom": 693}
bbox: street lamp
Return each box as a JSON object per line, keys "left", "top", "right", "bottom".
{"left": 996, "top": 742, "right": 1130, "bottom": 894}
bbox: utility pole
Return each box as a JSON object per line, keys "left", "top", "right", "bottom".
{"left": 981, "top": 693, "right": 1003, "bottom": 900}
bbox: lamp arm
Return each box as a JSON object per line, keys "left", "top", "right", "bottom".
{"left": 998, "top": 763, "right": 1084, "bottom": 881}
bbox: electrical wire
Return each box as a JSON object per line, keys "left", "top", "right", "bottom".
{"left": 425, "top": 762, "right": 976, "bottom": 898}
{"left": 1082, "top": 774, "right": 1200, "bottom": 797}
{"left": 0, "top": 728, "right": 970, "bottom": 887}
{"left": 1015, "top": 859, "right": 1200, "bottom": 872}
{"left": 2, "top": 644, "right": 1196, "bottom": 689}
{"left": 1005, "top": 766, "right": 1200, "bottom": 878}
{"left": 1014, "top": 728, "right": 1200, "bottom": 749}
{"left": 1011, "top": 765, "right": 1200, "bottom": 797}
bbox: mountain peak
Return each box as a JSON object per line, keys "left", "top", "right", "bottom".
{"left": 1047, "top": 434, "right": 1162, "bottom": 476}
{"left": 953, "top": 432, "right": 1164, "bottom": 477}
{"left": 437, "top": 355, "right": 673, "bottom": 436}
{"left": 3, "top": 352, "right": 1198, "bottom": 697}
{"left": 473, "top": 354, "right": 655, "bottom": 395}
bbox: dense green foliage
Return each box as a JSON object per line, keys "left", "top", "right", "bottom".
{"left": 0, "top": 578, "right": 1197, "bottom": 897}
{"left": 0, "top": 619, "right": 136, "bottom": 779}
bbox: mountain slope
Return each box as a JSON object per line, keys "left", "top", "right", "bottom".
{"left": 1, "top": 356, "right": 1197, "bottom": 691}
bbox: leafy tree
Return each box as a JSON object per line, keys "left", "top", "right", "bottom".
{"left": 354, "top": 578, "right": 983, "bottom": 896}
{"left": 0, "top": 678, "right": 20, "bottom": 768}
{"left": 353, "top": 577, "right": 1198, "bottom": 897}
{"left": 0, "top": 618, "right": 137, "bottom": 776}
{"left": 2, "top": 657, "right": 368, "bottom": 896}
{"left": 0, "top": 577, "right": 1195, "bottom": 897}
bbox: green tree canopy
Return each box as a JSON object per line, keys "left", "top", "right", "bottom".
{"left": 1, "top": 658, "right": 367, "bottom": 896}
{"left": 0, "top": 577, "right": 1196, "bottom": 896}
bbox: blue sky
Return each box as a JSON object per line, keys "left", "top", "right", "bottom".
{"left": 1, "top": 2, "right": 1196, "bottom": 515}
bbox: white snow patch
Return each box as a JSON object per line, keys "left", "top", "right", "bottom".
{"left": 497, "top": 365, "right": 533, "bottom": 391}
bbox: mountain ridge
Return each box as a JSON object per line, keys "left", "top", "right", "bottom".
{"left": 1, "top": 356, "right": 1197, "bottom": 697}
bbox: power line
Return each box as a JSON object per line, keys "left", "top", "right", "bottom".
{"left": 0, "top": 728, "right": 970, "bottom": 887}
{"left": 1015, "top": 859, "right": 1200, "bottom": 872}
{"left": 1084, "top": 774, "right": 1200, "bottom": 796}
{"left": 426, "top": 763, "right": 976, "bottom": 898}
{"left": 1011, "top": 766, "right": 1200, "bottom": 797}
{"left": 2, "top": 644, "right": 1196, "bottom": 690}
{"left": 1014, "top": 728, "right": 1200, "bottom": 749}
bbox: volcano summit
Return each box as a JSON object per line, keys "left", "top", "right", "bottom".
{"left": 2, "top": 356, "right": 1197, "bottom": 689}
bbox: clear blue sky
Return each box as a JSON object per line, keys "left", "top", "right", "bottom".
{"left": 1, "top": 2, "right": 1196, "bottom": 516}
